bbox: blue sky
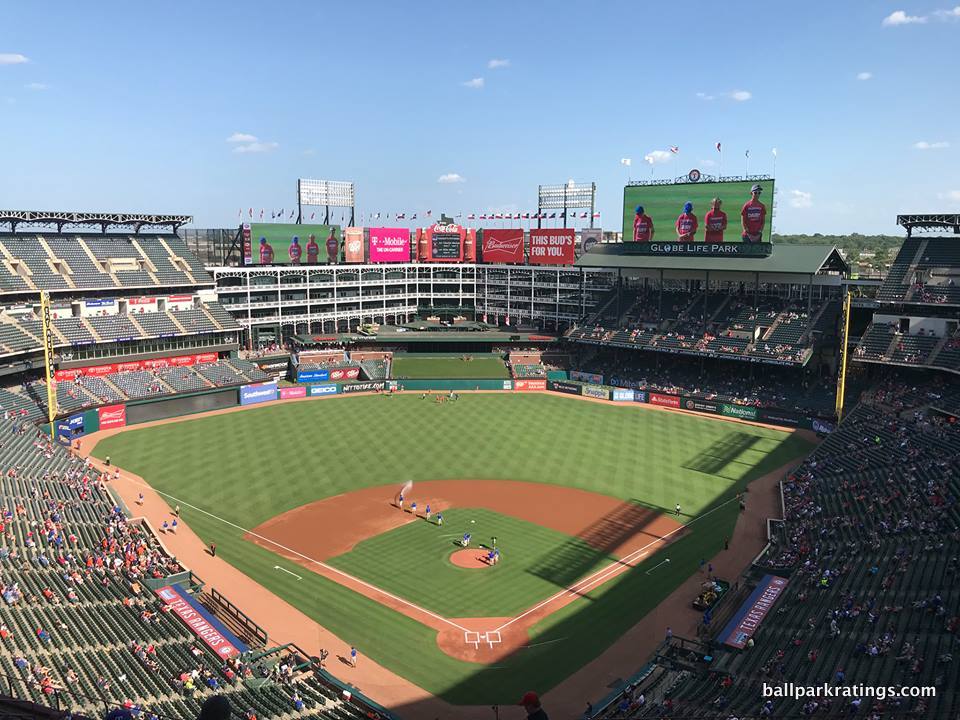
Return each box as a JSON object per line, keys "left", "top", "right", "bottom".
{"left": 1, "top": 1, "right": 957, "bottom": 235}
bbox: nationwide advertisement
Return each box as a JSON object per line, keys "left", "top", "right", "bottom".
{"left": 513, "top": 379, "right": 547, "bottom": 391}
{"left": 155, "top": 585, "right": 247, "bottom": 658}
{"left": 758, "top": 408, "right": 803, "bottom": 427}
{"left": 720, "top": 575, "right": 789, "bottom": 649}
{"left": 612, "top": 388, "right": 635, "bottom": 402}
{"left": 649, "top": 392, "right": 681, "bottom": 408}
{"left": 240, "top": 381, "right": 278, "bottom": 406}
{"left": 340, "top": 382, "right": 386, "bottom": 394}
{"left": 480, "top": 228, "right": 525, "bottom": 264}
{"left": 244, "top": 223, "right": 341, "bottom": 266}
{"left": 681, "top": 397, "right": 720, "bottom": 414}
{"left": 343, "top": 227, "right": 365, "bottom": 263}
{"left": 529, "top": 229, "right": 576, "bottom": 265}
{"left": 570, "top": 371, "right": 604, "bottom": 385}
{"left": 721, "top": 403, "right": 759, "bottom": 420}
{"left": 54, "top": 353, "right": 218, "bottom": 380}
{"left": 308, "top": 384, "right": 338, "bottom": 396}
{"left": 279, "top": 386, "right": 307, "bottom": 400}
{"left": 98, "top": 404, "right": 127, "bottom": 430}
{"left": 368, "top": 228, "right": 411, "bottom": 263}
{"left": 582, "top": 384, "right": 609, "bottom": 400}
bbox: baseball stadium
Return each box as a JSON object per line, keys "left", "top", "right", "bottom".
{"left": 0, "top": 193, "right": 956, "bottom": 720}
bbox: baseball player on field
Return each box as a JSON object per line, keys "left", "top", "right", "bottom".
{"left": 425, "top": 504, "right": 431, "bottom": 520}
{"left": 436, "top": 513, "right": 444, "bottom": 526}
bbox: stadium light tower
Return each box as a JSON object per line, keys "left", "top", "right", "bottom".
{"left": 297, "top": 179, "right": 355, "bottom": 226}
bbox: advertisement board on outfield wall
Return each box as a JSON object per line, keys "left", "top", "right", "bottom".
{"left": 368, "top": 228, "right": 411, "bottom": 263}
{"left": 240, "top": 381, "right": 278, "bottom": 406}
{"left": 308, "top": 384, "right": 338, "bottom": 396}
{"left": 340, "top": 382, "right": 386, "bottom": 393}
{"left": 528, "top": 228, "right": 576, "bottom": 265}
{"left": 612, "top": 388, "right": 635, "bottom": 402}
{"left": 98, "top": 404, "right": 127, "bottom": 429}
{"left": 648, "top": 392, "right": 680, "bottom": 408}
{"left": 634, "top": 390, "right": 648, "bottom": 403}
{"left": 513, "top": 379, "right": 546, "bottom": 391}
{"left": 681, "top": 397, "right": 720, "bottom": 414}
{"left": 570, "top": 371, "right": 604, "bottom": 385}
{"left": 279, "top": 386, "right": 307, "bottom": 400}
{"left": 480, "top": 228, "right": 525, "bottom": 264}
{"left": 549, "top": 380, "right": 581, "bottom": 395}
{"left": 721, "top": 404, "right": 759, "bottom": 420}
{"left": 296, "top": 367, "right": 360, "bottom": 383}
{"left": 582, "top": 384, "right": 609, "bottom": 400}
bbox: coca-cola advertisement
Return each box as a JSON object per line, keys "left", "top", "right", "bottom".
{"left": 481, "top": 228, "right": 524, "bottom": 264}
{"left": 98, "top": 404, "right": 127, "bottom": 429}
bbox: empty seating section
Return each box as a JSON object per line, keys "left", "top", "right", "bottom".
{"left": 135, "top": 237, "right": 195, "bottom": 285}
{"left": 74, "top": 375, "right": 125, "bottom": 405}
{"left": 164, "top": 236, "right": 211, "bottom": 277}
{"left": 876, "top": 237, "right": 921, "bottom": 302}
{"left": 203, "top": 302, "right": 242, "bottom": 331}
{"left": 133, "top": 312, "right": 181, "bottom": 337}
{"left": 86, "top": 314, "right": 140, "bottom": 342}
{"left": 170, "top": 308, "right": 217, "bottom": 334}
{"left": 854, "top": 323, "right": 895, "bottom": 359}
{"left": 42, "top": 237, "right": 110, "bottom": 289}
{"left": 3, "top": 239, "right": 69, "bottom": 290}
{"left": 110, "top": 370, "right": 165, "bottom": 399}
{"left": 0, "top": 323, "right": 37, "bottom": 354}
{"left": 889, "top": 332, "right": 939, "bottom": 364}
{"left": 52, "top": 317, "right": 96, "bottom": 345}
{"left": 932, "top": 332, "right": 960, "bottom": 370}
{"left": 157, "top": 365, "right": 210, "bottom": 392}
{"left": 0, "top": 415, "right": 366, "bottom": 720}
{"left": 360, "top": 359, "right": 387, "bottom": 380}
{"left": 196, "top": 361, "right": 250, "bottom": 386}
{"left": 81, "top": 237, "right": 154, "bottom": 286}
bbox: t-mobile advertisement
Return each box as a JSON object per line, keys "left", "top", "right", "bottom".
{"left": 369, "top": 228, "right": 411, "bottom": 263}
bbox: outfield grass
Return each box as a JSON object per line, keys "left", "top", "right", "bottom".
{"left": 391, "top": 354, "right": 509, "bottom": 379}
{"left": 329, "top": 507, "right": 617, "bottom": 618}
{"left": 93, "top": 394, "right": 812, "bottom": 704}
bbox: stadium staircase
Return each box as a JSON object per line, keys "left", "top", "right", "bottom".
{"left": 877, "top": 238, "right": 926, "bottom": 302}
{"left": 77, "top": 239, "right": 122, "bottom": 286}
{"left": 165, "top": 312, "right": 188, "bottom": 334}
{"left": 125, "top": 313, "right": 147, "bottom": 338}
{"left": 200, "top": 304, "right": 224, "bottom": 331}
{"left": 707, "top": 295, "right": 734, "bottom": 324}
{"left": 79, "top": 318, "right": 102, "bottom": 343}
{"left": 36, "top": 238, "right": 76, "bottom": 289}
{"left": 129, "top": 239, "right": 161, "bottom": 285}
{"left": 0, "top": 242, "right": 38, "bottom": 291}
{"left": 157, "top": 237, "right": 198, "bottom": 284}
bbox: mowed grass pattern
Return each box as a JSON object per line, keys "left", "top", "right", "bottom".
{"left": 328, "top": 508, "right": 616, "bottom": 618}
{"left": 391, "top": 355, "right": 509, "bottom": 379}
{"left": 93, "top": 394, "right": 812, "bottom": 704}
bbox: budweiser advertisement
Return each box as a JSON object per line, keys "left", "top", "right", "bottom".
{"left": 368, "top": 228, "right": 411, "bottom": 263}
{"left": 98, "top": 404, "right": 127, "bottom": 430}
{"left": 343, "top": 227, "right": 365, "bottom": 263}
{"left": 481, "top": 228, "right": 524, "bottom": 264}
{"left": 529, "top": 228, "right": 576, "bottom": 265}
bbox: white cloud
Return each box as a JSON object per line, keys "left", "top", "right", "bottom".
{"left": 487, "top": 58, "right": 510, "bottom": 69}
{"left": 882, "top": 10, "right": 927, "bottom": 25}
{"left": 437, "top": 173, "right": 465, "bottom": 184}
{"left": 913, "top": 140, "right": 950, "bottom": 150}
{"left": 303, "top": 148, "right": 316, "bottom": 156}
{"left": 729, "top": 90, "right": 752, "bottom": 101}
{"left": 643, "top": 150, "right": 673, "bottom": 165}
{"left": 695, "top": 92, "right": 716, "bottom": 101}
{"left": 232, "top": 141, "right": 279, "bottom": 154}
{"left": 226, "top": 132, "right": 258, "bottom": 143}
{"left": 937, "top": 190, "right": 960, "bottom": 201}
{"left": 24, "top": 82, "right": 48, "bottom": 90}
{"left": 856, "top": 71, "right": 873, "bottom": 81}
{"left": 461, "top": 77, "right": 484, "bottom": 89}
{"left": 0, "top": 53, "right": 29, "bottom": 65}
{"left": 788, "top": 190, "right": 813, "bottom": 209}
{"left": 934, "top": 5, "right": 960, "bottom": 19}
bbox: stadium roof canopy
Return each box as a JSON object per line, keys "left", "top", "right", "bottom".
{"left": 576, "top": 244, "right": 848, "bottom": 278}
{"left": 0, "top": 210, "right": 192, "bottom": 233}
{"left": 897, "top": 213, "right": 960, "bottom": 235}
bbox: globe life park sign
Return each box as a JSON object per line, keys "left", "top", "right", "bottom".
{"left": 622, "top": 241, "right": 774, "bottom": 257}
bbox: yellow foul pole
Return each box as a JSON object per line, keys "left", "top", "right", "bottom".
{"left": 834, "top": 290, "right": 853, "bottom": 421}
{"left": 39, "top": 292, "right": 58, "bottom": 441}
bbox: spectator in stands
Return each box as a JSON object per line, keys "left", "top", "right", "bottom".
{"left": 519, "top": 691, "right": 549, "bottom": 720}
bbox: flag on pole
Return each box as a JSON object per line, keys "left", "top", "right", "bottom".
{"left": 237, "top": 209, "right": 241, "bottom": 218}
{"left": 620, "top": 158, "right": 632, "bottom": 167}
{"left": 397, "top": 213, "right": 406, "bottom": 219}
{"left": 310, "top": 212, "right": 315, "bottom": 220}
{"left": 772, "top": 147, "right": 778, "bottom": 157}
{"left": 411, "top": 213, "right": 417, "bottom": 219}
{"left": 259, "top": 209, "right": 264, "bottom": 219}
{"left": 426, "top": 210, "right": 432, "bottom": 217}
{"left": 248, "top": 208, "right": 253, "bottom": 218}
{"left": 580, "top": 212, "right": 588, "bottom": 219}
{"left": 467, "top": 213, "right": 476, "bottom": 220}
{"left": 745, "top": 150, "right": 750, "bottom": 158}
{"left": 716, "top": 142, "right": 722, "bottom": 152}
{"left": 669, "top": 146, "right": 679, "bottom": 154}
{"left": 592, "top": 212, "right": 601, "bottom": 219}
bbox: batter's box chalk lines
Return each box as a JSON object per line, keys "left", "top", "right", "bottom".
{"left": 464, "top": 631, "right": 502, "bottom": 649}
{"left": 111, "top": 474, "right": 470, "bottom": 634}
{"left": 493, "top": 494, "right": 740, "bottom": 633}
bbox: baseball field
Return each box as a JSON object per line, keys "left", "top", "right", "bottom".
{"left": 92, "top": 392, "right": 812, "bottom": 706}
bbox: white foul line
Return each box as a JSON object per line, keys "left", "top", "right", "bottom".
{"left": 110, "top": 472, "right": 470, "bottom": 633}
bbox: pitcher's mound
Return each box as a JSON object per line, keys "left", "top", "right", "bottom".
{"left": 449, "top": 549, "right": 494, "bottom": 569}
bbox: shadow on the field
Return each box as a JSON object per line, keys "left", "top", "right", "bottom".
{"left": 682, "top": 432, "right": 764, "bottom": 479}
{"left": 525, "top": 500, "right": 664, "bottom": 588}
